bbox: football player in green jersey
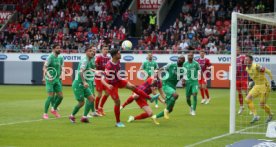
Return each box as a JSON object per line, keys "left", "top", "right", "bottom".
{"left": 42, "top": 44, "right": 64, "bottom": 119}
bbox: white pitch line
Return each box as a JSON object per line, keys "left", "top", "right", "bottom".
{"left": 0, "top": 106, "right": 139, "bottom": 127}
{"left": 184, "top": 133, "right": 231, "bottom": 147}
{"left": 185, "top": 123, "right": 265, "bottom": 147}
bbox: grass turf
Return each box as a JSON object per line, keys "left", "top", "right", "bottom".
{"left": 0, "top": 85, "right": 275, "bottom": 147}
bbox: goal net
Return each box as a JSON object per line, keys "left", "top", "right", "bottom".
{"left": 230, "top": 12, "right": 276, "bottom": 134}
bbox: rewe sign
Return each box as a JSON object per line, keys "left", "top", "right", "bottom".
{"left": 137, "top": 0, "right": 163, "bottom": 9}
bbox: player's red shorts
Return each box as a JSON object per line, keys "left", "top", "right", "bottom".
{"left": 135, "top": 96, "right": 148, "bottom": 108}
{"left": 199, "top": 77, "right": 207, "bottom": 85}
{"left": 236, "top": 80, "right": 248, "bottom": 90}
{"left": 105, "top": 80, "right": 128, "bottom": 100}
{"left": 95, "top": 78, "right": 105, "bottom": 91}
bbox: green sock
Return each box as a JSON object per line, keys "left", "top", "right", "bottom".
{"left": 72, "top": 104, "right": 82, "bottom": 116}
{"left": 54, "top": 96, "right": 63, "bottom": 110}
{"left": 44, "top": 96, "right": 54, "bottom": 113}
{"left": 84, "top": 99, "right": 94, "bottom": 116}
{"left": 186, "top": 97, "right": 191, "bottom": 107}
{"left": 50, "top": 95, "right": 57, "bottom": 107}
{"left": 166, "top": 98, "right": 176, "bottom": 111}
{"left": 192, "top": 95, "right": 197, "bottom": 111}
{"left": 155, "top": 98, "right": 158, "bottom": 105}
{"left": 91, "top": 100, "right": 95, "bottom": 112}
{"left": 156, "top": 111, "right": 164, "bottom": 118}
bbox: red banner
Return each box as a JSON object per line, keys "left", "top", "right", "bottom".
{"left": 137, "top": 0, "right": 163, "bottom": 9}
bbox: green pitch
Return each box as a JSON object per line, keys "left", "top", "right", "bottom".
{"left": 0, "top": 85, "right": 274, "bottom": 147}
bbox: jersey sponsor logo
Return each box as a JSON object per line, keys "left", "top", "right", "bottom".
{"left": 123, "top": 55, "right": 134, "bottom": 61}
{"left": 170, "top": 56, "right": 178, "bottom": 62}
{"left": 41, "top": 55, "right": 49, "bottom": 60}
{"left": 0, "top": 54, "right": 7, "bottom": 60}
{"left": 18, "top": 55, "right": 29, "bottom": 60}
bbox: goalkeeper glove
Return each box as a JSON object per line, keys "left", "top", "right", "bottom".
{"left": 248, "top": 81, "right": 254, "bottom": 90}
{"left": 271, "top": 80, "right": 276, "bottom": 91}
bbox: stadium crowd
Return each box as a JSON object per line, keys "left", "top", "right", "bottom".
{"left": 0, "top": 0, "right": 127, "bottom": 53}
{"left": 0, "top": 0, "right": 275, "bottom": 54}
{"left": 132, "top": 0, "right": 275, "bottom": 54}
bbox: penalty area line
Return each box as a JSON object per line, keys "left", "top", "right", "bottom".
{"left": 184, "top": 133, "right": 231, "bottom": 147}
{"left": 0, "top": 106, "right": 139, "bottom": 127}
{"left": 184, "top": 123, "right": 265, "bottom": 147}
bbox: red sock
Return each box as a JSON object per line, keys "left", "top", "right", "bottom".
{"left": 134, "top": 112, "right": 150, "bottom": 120}
{"left": 99, "top": 95, "right": 108, "bottom": 108}
{"left": 95, "top": 97, "right": 100, "bottom": 110}
{"left": 200, "top": 88, "right": 205, "bottom": 99}
{"left": 114, "top": 105, "right": 120, "bottom": 123}
{"left": 205, "top": 89, "right": 209, "bottom": 99}
{"left": 133, "top": 88, "right": 150, "bottom": 99}
{"left": 238, "top": 93, "right": 243, "bottom": 106}
{"left": 122, "top": 96, "right": 134, "bottom": 108}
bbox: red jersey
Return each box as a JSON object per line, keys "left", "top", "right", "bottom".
{"left": 95, "top": 54, "right": 110, "bottom": 78}
{"left": 96, "top": 54, "right": 110, "bottom": 71}
{"left": 196, "top": 57, "right": 211, "bottom": 78}
{"left": 105, "top": 60, "right": 122, "bottom": 85}
{"left": 236, "top": 55, "right": 248, "bottom": 81}
{"left": 137, "top": 77, "right": 162, "bottom": 95}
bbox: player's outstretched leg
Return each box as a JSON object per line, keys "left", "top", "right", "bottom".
{"left": 126, "top": 82, "right": 159, "bottom": 101}
{"left": 151, "top": 93, "right": 178, "bottom": 124}
{"left": 128, "top": 105, "right": 153, "bottom": 123}
{"left": 121, "top": 95, "right": 135, "bottom": 110}
{"left": 164, "top": 93, "right": 178, "bottom": 119}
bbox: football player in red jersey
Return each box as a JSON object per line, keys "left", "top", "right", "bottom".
{"left": 236, "top": 47, "right": 249, "bottom": 114}
{"left": 94, "top": 45, "right": 111, "bottom": 116}
{"left": 101, "top": 49, "right": 160, "bottom": 127}
{"left": 196, "top": 50, "right": 212, "bottom": 104}
{"left": 121, "top": 71, "right": 166, "bottom": 123}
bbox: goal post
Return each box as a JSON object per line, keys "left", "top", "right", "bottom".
{"left": 230, "top": 12, "right": 276, "bottom": 134}
{"left": 230, "top": 12, "right": 237, "bottom": 134}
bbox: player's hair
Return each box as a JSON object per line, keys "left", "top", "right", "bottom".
{"left": 110, "top": 48, "right": 119, "bottom": 57}
{"left": 200, "top": 49, "right": 205, "bottom": 53}
{"left": 102, "top": 45, "right": 109, "bottom": 50}
{"left": 52, "top": 44, "right": 60, "bottom": 49}
{"left": 85, "top": 45, "right": 94, "bottom": 52}
{"left": 246, "top": 54, "right": 253, "bottom": 61}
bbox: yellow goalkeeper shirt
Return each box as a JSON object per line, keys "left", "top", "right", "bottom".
{"left": 246, "top": 63, "right": 273, "bottom": 85}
